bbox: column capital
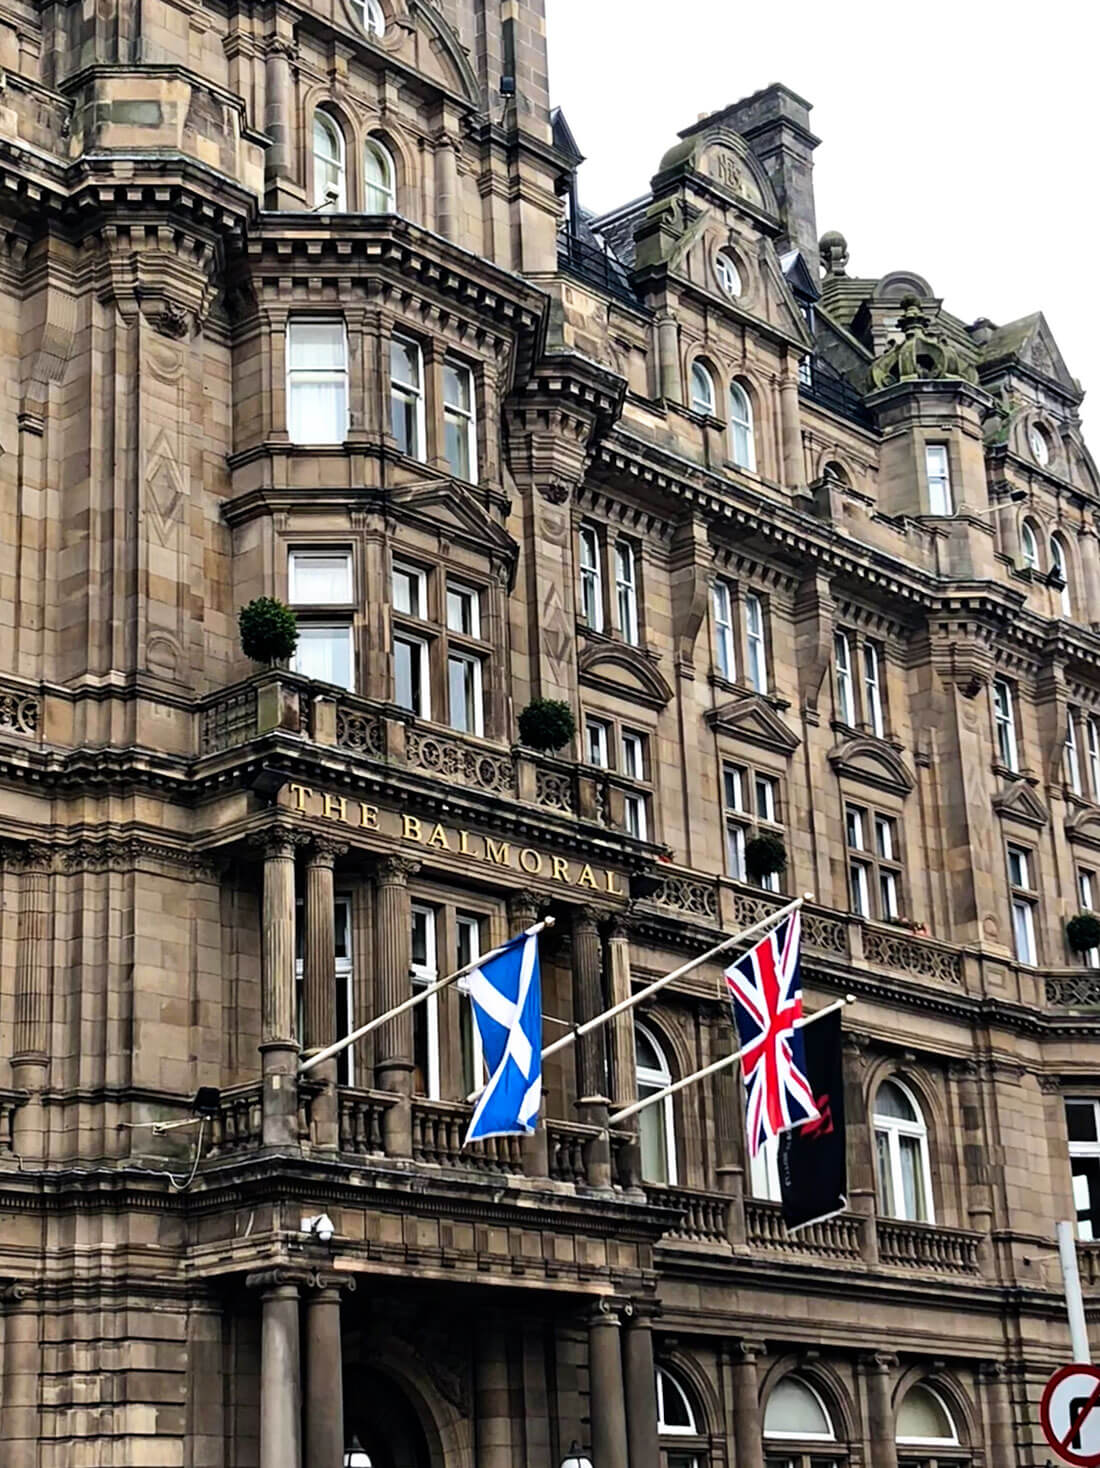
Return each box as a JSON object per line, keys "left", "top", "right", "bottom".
{"left": 305, "top": 1268, "right": 358, "bottom": 1294}
{"left": 979, "top": 1358, "right": 1010, "bottom": 1382}
{"left": 376, "top": 853, "right": 421, "bottom": 886}
{"left": 588, "top": 1295, "right": 626, "bottom": 1327}
{"left": 246, "top": 1267, "right": 310, "bottom": 1293}
{"left": 606, "top": 908, "right": 638, "bottom": 941}
{"left": 306, "top": 835, "right": 349, "bottom": 868}
{"left": 575, "top": 902, "right": 612, "bottom": 929}
{"left": 250, "top": 824, "right": 309, "bottom": 861}
{"left": 728, "top": 1338, "right": 764, "bottom": 1365}
{"left": 863, "top": 1350, "right": 899, "bottom": 1374}
{"left": 7, "top": 841, "right": 53, "bottom": 873}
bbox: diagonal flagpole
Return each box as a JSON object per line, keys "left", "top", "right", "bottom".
{"left": 299, "top": 916, "right": 555, "bottom": 1074}
{"left": 607, "top": 993, "right": 856, "bottom": 1126}
{"left": 540, "top": 893, "right": 809, "bottom": 1064}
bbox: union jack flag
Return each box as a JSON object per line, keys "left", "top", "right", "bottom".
{"left": 724, "top": 910, "right": 819, "bottom": 1157}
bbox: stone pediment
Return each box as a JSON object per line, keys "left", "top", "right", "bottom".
{"left": 827, "top": 736, "right": 913, "bottom": 796}
{"left": 653, "top": 124, "right": 778, "bottom": 219}
{"left": 578, "top": 640, "right": 672, "bottom": 710}
{"left": 387, "top": 479, "right": 516, "bottom": 560}
{"left": 706, "top": 694, "right": 800, "bottom": 755}
{"left": 1066, "top": 804, "right": 1100, "bottom": 851}
{"left": 993, "top": 778, "right": 1048, "bottom": 829}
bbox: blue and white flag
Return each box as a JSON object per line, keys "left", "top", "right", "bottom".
{"left": 464, "top": 930, "right": 542, "bottom": 1144}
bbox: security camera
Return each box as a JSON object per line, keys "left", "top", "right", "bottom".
{"left": 301, "top": 1213, "right": 335, "bottom": 1244}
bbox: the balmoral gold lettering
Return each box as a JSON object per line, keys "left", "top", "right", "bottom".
{"left": 458, "top": 830, "right": 474, "bottom": 856}
{"left": 576, "top": 863, "right": 597, "bottom": 890}
{"left": 402, "top": 815, "right": 423, "bottom": 843}
{"left": 322, "top": 793, "right": 347, "bottom": 822}
{"left": 426, "top": 823, "right": 451, "bottom": 851}
{"left": 289, "top": 783, "right": 313, "bottom": 812}
{"left": 358, "top": 803, "right": 380, "bottom": 830}
{"left": 605, "top": 870, "right": 625, "bottom": 897}
{"left": 485, "top": 838, "right": 511, "bottom": 866}
{"left": 519, "top": 847, "right": 543, "bottom": 875}
{"left": 551, "top": 856, "right": 570, "bottom": 882}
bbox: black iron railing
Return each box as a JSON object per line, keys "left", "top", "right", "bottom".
{"left": 556, "top": 230, "right": 639, "bottom": 306}
{"left": 799, "top": 354, "right": 875, "bottom": 430}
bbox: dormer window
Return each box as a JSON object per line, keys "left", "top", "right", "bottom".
{"left": 715, "top": 250, "right": 742, "bottom": 299}
{"left": 354, "top": 0, "right": 385, "bottom": 38}
{"left": 1029, "top": 423, "right": 1051, "bottom": 466}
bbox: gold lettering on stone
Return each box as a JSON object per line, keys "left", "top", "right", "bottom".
{"left": 485, "top": 838, "right": 511, "bottom": 866}
{"left": 458, "top": 830, "right": 474, "bottom": 855}
{"left": 519, "top": 848, "right": 543, "bottom": 875}
{"left": 551, "top": 856, "right": 570, "bottom": 882}
{"left": 403, "top": 815, "right": 423, "bottom": 843}
{"left": 359, "top": 803, "right": 380, "bottom": 830}
{"left": 576, "top": 863, "right": 597, "bottom": 890}
{"left": 605, "top": 870, "right": 625, "bottom": 897}
{"left": 426, "top": 823, "right": 451, "bottom": 851}
{"left": 322, "top": 793, "right": 347, "bottom": 822}
{"left": 289, "top": 783, "right": 313, "bottom": 812}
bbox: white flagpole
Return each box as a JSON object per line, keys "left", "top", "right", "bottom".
{"left": 299, "top": 916, "right": 555, "bottom": 1074}
{"left": 540, "top": 894, "right": 808, "bottom": 1064}
{"left": 607, "top": 994, "right": 855, "bottom": 1126}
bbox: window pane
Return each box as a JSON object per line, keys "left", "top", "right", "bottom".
{"left": 899, "top": 1134, "right": 927, "bottom": 1221}
{"left": 875, "top": 1128, "right": 895, "bottom": 1215}
{"left": 1068, "top": 1100, "right": 1100, "bottom": 1143}
{"left": 638, "top": 1090, "right": 669, "bottom": 1184}
{"left": 727, "top": 824, "right": 746, "bottom": 879}
{"left": 724, "top": 766, "right": 744, "bottom": 811}
{"left": 392, "top": 566, "right": 422, "bottom": 617}
{"left": 446, "top": 585, "right": 477, "bottom": 635}
{"left": 288, "top": 379, "right": 347, "bottom": 444}
{"left": 290, "top": 552, "right": 352, "bottom": 604}
{"left": 445, "top": 416, "right": 471, "bottom": 480}
{"left": 289, "top": 321, "right": 345, "bottom": 369}
{"left": 1073, "top": 1157, "right": 1100, "bottom": 1239}
{"left": 763, "top": 1377, "right": 833, "bottom": 1439}
{"left": 449, "top": 654, "right": 478, "bottom": 733}
{"left": 897, "top": 1385, "right": 955, "bottom": 1443}
{"left": 622, "top": 733, "right": 643, "bottom": 780}
{"left": 394, "top": 638, "right": 423, "bottom": 714}
{"left": 292, "top": 625, "right": 351, "bottom": 689}
{"left": 443, "top": 362, "right": 470, "bottom": 410}
{"left": 755, "top": 775, "right": 777, "bottom": 822}
{"left": 875, "top": 1080, "right": 918, "bottom": 1123}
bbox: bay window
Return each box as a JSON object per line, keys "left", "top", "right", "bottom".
{"left": 616, "top": 541, "right": 640, "bottom": 644}
{"left": 287, "top": 319, "right": 348, "bottom": 444}
{"left": 443, "top": 359, "right": 477, "bottom": 482}
{"left": 391, "top": 336, "right": 425, "bottom": 460}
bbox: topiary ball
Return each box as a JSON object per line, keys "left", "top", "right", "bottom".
{"left": 239, "top": 597, "right": 299, "bottom": 665}
{"left": 1068, "top": 911, "right": 1100, "bottom": 954}
{"left": 517, "top": 698, "right": 577, "bottom": 753}
{"left": 745, "top": 832, "right": 787, "bottom": 882}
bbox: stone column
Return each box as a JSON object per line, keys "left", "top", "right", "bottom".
{"left": 253, "top": 827, "right": 304, "bottom": 1148}
{"left": 374, "top": 855, "right": 420, "bottom": 1158}
{"left": 11, "top": 844, "right": 52, "bottom": 1161}
{"left": 250, "top": 1275, "right": 302, "bottom": 1468}
{"left": 476, "top": 1315, "right": 514, "bottom": 1468}
{"left": 303, "top": 838, "right": 347, "bottom": 1151}
{"left": 588, "top": 1304, "right": 629, "bottom": 1468}
{"left": 573, "top": 906, "right": 611, "bottom": 1188}
{"left": 606, "top": 913, "right": 639, "bottom": 1188}
{"left": 510, "top": 892, "right": 548, "bottom": 1179}
{"left": 712, "top": 1011, "right": 748, "bottom": 1247}
{"left": 730, "top": 1341, "right": 764, "bottom": 1468}
{"left": 305, "top": 1277, "right": 352, "bottom": 1468}
{"left": 622, "top": 1306, "right": 659, "bottom": 1468}
{"left": 779, "top": 367, "right": 804, "bottom": 489}
{"left": 656, "top": 313, "right": 681, "bottom": 404}
{"left": 1, "top": 1285, "right": 39, "bottom": 1468}
{"left": 981, "top": 1361, "right": 1017, "bottom": 1467}
{"left": 865, "top": 1352, "right": 898, "bottom": 1468}
{"left": 263, "top": 37, "right": 295, "bottom": 206}
{"left": 1080, "top": 525, "right": 1100, "bottom": 625}
{"left": 434, "top": 128, "right": 459, "bottom": 242}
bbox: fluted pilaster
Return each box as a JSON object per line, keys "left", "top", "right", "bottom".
{"left": 374, "top": 854, "right": 420, "bottom": 1156}
{"left": 251, "top": 826, "right": 305, "bottom": 1147}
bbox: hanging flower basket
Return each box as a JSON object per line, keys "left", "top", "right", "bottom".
{"left": 517, "top": 698, "right": 576, "bottom": 753}
{"left": 1067, "top": 911, "right": 1100, "bottom": 954}
{"left": 745, "top": 832, "right": 787, "bottom": 882}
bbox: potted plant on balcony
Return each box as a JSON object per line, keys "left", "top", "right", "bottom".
{"left": 745, "top": 831, "right": 787, "bottom": 885}
{"left": 238, "top": 597, "right": 299, "bottom": 667}
{"left": 1067, "top": 911, "right": 1100, "bottom": 955}
{"left": 517, "top": 698, "right": 576, "bottom": 754}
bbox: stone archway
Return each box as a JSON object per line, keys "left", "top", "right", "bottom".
{"left": 344, "top": 1366, "right": 434, "bottom": 1468}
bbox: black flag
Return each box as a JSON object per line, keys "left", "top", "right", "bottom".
{"left": 777, "top": 1007, "right": 846, "bottom": 1230}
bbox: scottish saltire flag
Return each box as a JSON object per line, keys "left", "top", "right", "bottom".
{"left": 724, "top": 910, "right": 819, "bottom": 1157}
{"left": 464, "top": 930, "right": 542, "bottom": 1143}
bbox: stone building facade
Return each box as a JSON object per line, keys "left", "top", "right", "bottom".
{"left": 0, "top": 1, "right": 1097, "bottom": 1465}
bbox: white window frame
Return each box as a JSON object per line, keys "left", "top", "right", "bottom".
{"left": 992, "top": 678, "right": 1019, "bottom": 772}
{"left": 744, "top": 592, "right": 767, "bottom": 693}
{"left": 1068, "top": 1098, "right": 1100, "bottom": 1241}
{"left": 636, "top": 1022, "right": 677, "bottom": 1185}
{"left": 1051, "top": 534, "right": 1073, "bottom": 617}
{"left": 392, "top": 561, "right": 428, "bottom": 619}
{"left": 925, "top": 444, "right": 952, "bottom": 515}
{"left": 834, "top": 631, "right": 856, "bottom": 726}
{"left": 863, "top": 641, "right": 885, "bottom": 738}
{"left": 446, "top": 581, "right": 481, "bottom": 638}
{"left": 586, "top": 716, "right": 610, "bottom": 769}
{"left": 390, "top": 334, "right": 426, "bottom": 461}
{"left": 1029, "top": 423, "right": 1050, "bottom": 467}
{"left": 291, "top": 622, "right": 354, "bottom": 690}
{"left": 621, "top": 730, "right": 644, "bottom": 782}
{"left": 728, "top": 381, "right": 756, "bottom": 471}
{"left": 1067, "top": 712, "right": 1084, "bottom": 795}
{"left": 364, "top": 136, "right": 396, "bottom": 212}
{"left": 749, "top": 1133, "right": 781, "bottom": 1201}
{"left": 286, "top": 319, "right": 348, "bottom": 445}
{"left": 713, "top": 580, "right": 736, "bottom": 681}
{"left": 754, "top": 772, "right": 778, "bottom": 824}
{"left": 895, "top": 1384, "right": 960, "bottom": 1448}
{"left": 443, "top": 358, "right": 478, "bottom": 483}
{"left": 455, "top": 913, "right": 484, "bottom": 1097}
{"left": 295, "top": 894, "right": 356, "bottom": 1085}
{"left": 312, "top": 111, "right": 346, "bottom": 210}
{"left": 410, "top": 903, "right": 440, "bottom": 1099}
{"left": 447, "top": 649, "right": 483, "bottom": 735}
{"left": 394, "top": 632, "right": 431, "bottom": 718}
{"left": 762, "top": 1375, "right": 838, "bottom": 1444}
{"left": 353, "top": 0, "right": 385, "bottom": 35}
{"left": 579, "top": 525, "right": 604, "bottom": 632}
{"left": 624, "top": 791, "right": 647, "bottom": 840}
{"left": 655, "top": 1366, "right": 696, "bottom": 1436}
{"left": 616, "top": 541, "right": 640, "bottom": 644}
{"left": 1021, "top": 519, "right": 1041, "bottom": 571}
{"left": 690, "top": 361, "right": 715, "bottom": 416}
{"left": 1008, "top": 843, "right": 1038, "bottom": 965}
{"left": 873, "top": 1077, "right": 935, "bottom": 1224}
{"left": 714, "top": 251, "right": 742, "bottom": 299}
{"left": 1089, "top": 716, "right": 1100, "bottom": 798}
{"left": 1078, "top": 870, "right": 1100, "bottom": 969}
{"left": 289, "top": 549, "right": 353, "bottom": 606}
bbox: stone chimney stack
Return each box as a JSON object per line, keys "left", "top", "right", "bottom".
{"left": 723, "top": 83, "right": 821, "bottom": 277}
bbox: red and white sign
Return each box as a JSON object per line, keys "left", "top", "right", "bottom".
{"left": 1041, "top": 1364, "right": 1100, "bottom": 1466}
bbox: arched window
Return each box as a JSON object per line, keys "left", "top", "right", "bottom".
{"left": 690, "top": 362, "right": 715, "bottom": 417}
{"left": 764, "top": 1375, "right": 836, "bottom": 1440}
{"left": 1029, "top": 422, "right": 1051, "bottom": 467}
{"left": 896, "top": 1383, "right": 959, "bottom": 1447}
{"left": 873, "top": 1078, "right": 934, "bottom": 1223}
{"left": 364, "top": 138, "right": 397, "bottom": 213}
{"left": 1050, "top": 534, "right": 1073, "bottom": 617}
{"left": 636, "top": 1022, "right": 676, "bottom": 1185}
{"left": 352, "top": 0, "right": 385, "bottom": 35}
{"left": 312, "top": 111, "right": 346, "bottom": 211}
{"left": 655, "top": 1365, "right": 707, "bottom": 1468}
{"left": 728, "top": 382, "right": 756, "bottom": 472}
{"left": 715, "top": 250, "right": 742, "bottom": 298}
{"left": 1020, "top": 519, "right": 1040, "bottom": 571}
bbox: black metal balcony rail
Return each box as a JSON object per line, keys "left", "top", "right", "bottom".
{"left": 798, "top": 353, "right": 875, "bottom": 430}
{"left": 556, "top": 228, "right": 640, "bottom": 307}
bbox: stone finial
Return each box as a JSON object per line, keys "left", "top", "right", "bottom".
{"left": 819, "top": 229, "right": 848, "bottom": 277}
{"left": 869, "top": 295, "right": 978, "bottom": 389}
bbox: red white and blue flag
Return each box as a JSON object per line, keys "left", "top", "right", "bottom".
{"left": 724, "top": 909, "right": 819, "bottom": 1157}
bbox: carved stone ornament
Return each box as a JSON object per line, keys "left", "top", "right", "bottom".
{"left": 537, "top": 477, "right": 572, "bottom": 505}
{"left": 869, "top": 297, "right": 978, "bottom": 389}
{"left": 375, "top": 853, "right": 421, "bottom": 885}
{"left": 153, "top": 300, "right": 191, "bottom": 339}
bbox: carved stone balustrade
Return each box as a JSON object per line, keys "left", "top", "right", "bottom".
{"left": 204, "top": 1082, "right": 263, "bottom": 1155}
{"left": 411, "top": 1097, "right": 523, "bottom": 1174}
{"left": 647, "top": 1185, "right": 730, "bottom": 1246}
{"left": 861, "top": 922, "right": 963, "bottom": 986}
{"left": 0, "top": 686, "right": 39, "bottom": 739}
{"left": 745, "top": 1198, "right": 863, "bottom": 1262}
{"left": 337, "top": 1087, "right": 395, "bottom": 1156}
{"left": 876, "top": 1217, "right": 982, "bottom": 1275}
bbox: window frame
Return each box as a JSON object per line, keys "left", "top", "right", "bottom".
{"left": 447, "top": 648, "right": 484, "bottom": 736}
{"left": 1007, "top": 841, "right": 1038, "bottom": 965}
{"left": 455, "top": 912, "right": 485, "bottom": 1098}
{"left": 723, "top": 759, "right": 784, "bottom": 891}
{"left": 895, "top": 1383, "right": 960, "bottom": 1449}
{"left": 295, "top": 893, "right": 356, "bottom": 1085}
{"left": 763, "top": 1375, "right": 839, "bottom": 1445}
{"left": 364, "top": 135, "right": 397, "bottom": 212}
{"left": 712, "top": 579, "right": 736, "bottom": 682}
{"left": 289, "top": 548, "right": 354, "bottom": 607}
{"left": 353, "top": 0, "right": 385, "bottom": 36}
{"left": 615, "top": 540, "right": 640, "bottom": 645}
{"left": 863, "top": 641, "right": 885, "bottom": 738}
{"left": 312, "top": 110, "right": 347, "bottom": 210}
{"left": 728, "top": 380, "right": 756, "bottom": 472}
{"left": 834, "top": 631, "right": 856, "bottom": 727}
{"left": 845, "top": 803, "right": 903, "bottom": 921}
{"left": 1067, "top": 710, "right": 1084, "bottom": 795}
{"left": 393, "top": 631, "right": 431, "bottom": 718}
{"left": 690, "top": 361, "right": 716, "bottom": 416}
{"left": 744, "top": 592, "right": 768, "bottom": 693}
{"left": 442, "top": 357, "right": 478, "bottom": 483}
{"left": 292, "top": 621, "right": 355, "bottom": 691}
{"left": 872, "top": 1076, "right": 936, "bottom": 1224}
{"left": 390, "top": 334, "right": 426, "bottom": 461}
{"left": 654, "top": 1365, "right": 696, "bottom": 1435}
{"left": 1067, "top": 1097, "right": 1100, "bottom": 1241}
{"left": 1021, "top": 518, "right": 1041, "bottom": 571}
{"left": 286, "top": 318, "right": 349, "bottom": 446}
{"left": 1050, "top": 533, "right": 1073, "bottom": 617}
{"left": 1078, "top": 869, "right": 1100, "bottom": 968}
{"left": 585, "top": 716, "right": 610, "bottom": 769}
{"left": 992, "top": 678, "right": 1019, "bottom": 772}
{"left": 925, "top": 443, "right": 952, "bottom": 515}
{"left": 410, "top": 902, "right": 440, "bottom": 1098}
{"left": 714, "top": 250, "right": 743, "bottom": 298}
{"left": 579, "top": 524, "right": 604, "bottom": 632}
{"left": 636, "top": 1021, "right": 677, "bottom": 1185}
{"left": 1088, "top": 715, "right": 1100, "bottom": 798}
{"left": 621, "top": 728, "right": 648, "bottom": 840}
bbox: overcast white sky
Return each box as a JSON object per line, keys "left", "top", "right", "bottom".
{"left": 545, "top": 0, "right": 1100, "bottom": 434}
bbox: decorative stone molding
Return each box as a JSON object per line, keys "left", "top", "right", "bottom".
{"left": 335, "top": 704, "right": 385, "bottom": 757}
{"left": 375, "top": 854, "right": 421, "bottom": 886}
{"left": 651, "top": 871, "right": 719, "bottom": 921}
{"left": 862, "top": 926, "right": 963, "bottom": 986}
{"left": 0, "top": 689, "right": 38, "bottom": 737}
{"left": 248, "top": 825, "right": 311, "bottom": 861}
{"left": 405, "top": 728, "right": 514, "bottom": 793}
{"left": 1046, "top": 973, "right": 1100, "bottom": 1008}
{"left": 706, "top": 693, "right": 800, "bottom": 754}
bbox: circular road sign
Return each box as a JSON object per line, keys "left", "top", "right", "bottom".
{"left": 1041, "top": 1364, "right": 1100, "bottom": 1466}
